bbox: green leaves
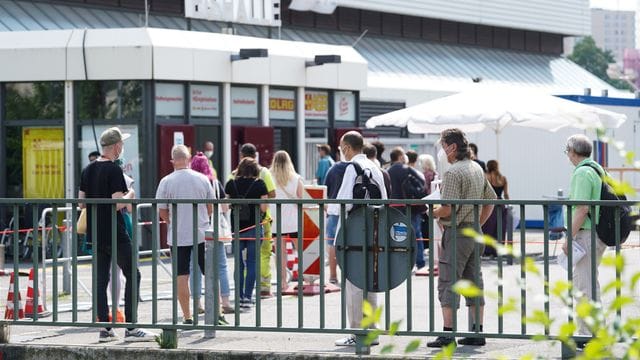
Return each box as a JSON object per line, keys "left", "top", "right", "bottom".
{"left": 453, "top": 280, "right": 482, "bottom": 298}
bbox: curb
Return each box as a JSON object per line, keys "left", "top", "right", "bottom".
{"left": 0, "top": 344, "right": 427, "bottom": 360}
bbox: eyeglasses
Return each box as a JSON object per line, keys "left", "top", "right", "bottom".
{"left": 563, "top": 148, "right": 569, "bottom": 155}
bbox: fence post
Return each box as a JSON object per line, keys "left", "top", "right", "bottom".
{"left": 204, "top": 240, "right": 216, "bottom": 338}
{"left": 62, "top": 219, "right": 71, "bottom": 294}
{"left": 561, "top": 342, "right": 575, "bottom": 359}
{"left": 0, "top": 322, "right": 9, "bottom": 343}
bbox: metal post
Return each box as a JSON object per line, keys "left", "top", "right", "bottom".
{"left": 222, "top": 83, "right": 232, "bottom": 179}
{"left": 62, "top": 219, "right": 71, "bottom": 294}
{"left": 296, "top": 87, "right": 306, "bottom": 179}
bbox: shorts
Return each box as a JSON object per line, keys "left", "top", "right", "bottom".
{"left": 438, "top": 227, "right": 485, "bottom": 308}
{"left": 325, "top": 215, "right": 339, "bottom": 246}
{"left": 173, "top": 242, "right": 205, "bottom": 276}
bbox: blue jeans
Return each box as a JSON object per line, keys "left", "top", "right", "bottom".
{"left": 236, "top": 228, "right": 262, "bottom": 301}
{"left": 326, "top": 214, "right": 339, "bottom": 246}
{"left": 190, "top": 242, "right": 230, "bottom": 298}
{"left": 412, "top": 212, "right": 425, "bottom": 269}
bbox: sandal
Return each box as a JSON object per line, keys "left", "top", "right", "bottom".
{"left": 222, "top": 305, "right": 235, "bottom": 314}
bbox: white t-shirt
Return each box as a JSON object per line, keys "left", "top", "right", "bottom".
{"left": 156, "top": 169, "right": 214, "bottom": 247}
{"left": 270, "top": 174, "right": 303, "bottom": 234}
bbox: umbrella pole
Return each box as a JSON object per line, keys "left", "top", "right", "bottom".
{"left": 495, "top": 130, "right": 500, "bottom": 162}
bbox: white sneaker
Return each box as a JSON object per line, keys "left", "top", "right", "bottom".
{"left": 335, "top": 335, "right": 356, "bottom": 346}
{"left": 334, "top": 335, "right": 379, "bottom": 346}
{"left": 98, "top": 328, "right": 119, "bottom": 343}
{"left": 124, "top": 328, "right": 158, "bottom": 342}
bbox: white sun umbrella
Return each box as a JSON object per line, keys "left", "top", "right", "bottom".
{"left": 365, "top": 87, "right": 627, "bottom": 159}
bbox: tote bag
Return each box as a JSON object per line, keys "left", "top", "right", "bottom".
{"left": 214, "top": 182, "right": 232, "bottom": 242}
{"left": 76, "top": 208, "right": 87, "bottom": 235}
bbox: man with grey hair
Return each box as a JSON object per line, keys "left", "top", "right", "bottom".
{"left": 156, "top": 145, "right": 215, "bottom": 324}
{"left": 79, "top": 126, "right": 156, "bottom": 342}
{"left": 563, "top": 134, "right": 607, "bottom": 349}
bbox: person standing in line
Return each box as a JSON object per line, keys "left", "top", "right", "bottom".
{"left": 481, "top": 160, "right": 510, "bottom": 257}
{"left": 333, "top": 131, "right": 388, "bottom": 347}
{"left": 370, "top": 140, "right": 387, "bottom": 168}
{"left": 156, "top": 145, "right": 216, "bottom": 325}
{"left": 363, "top": 144, "right": 392, "bottom": 197}
{"left": 416, "top": 154, "right": 438, "bottom": 249}
{"left": 562, "top": 134, "right": 608, "bottom": 349}
{"left": 269, "top": 150, "right": 304, "bottom": 291}
{"left": 322, "top": 157, "right": 350, "bottom": 286}
{"left": 79, "top": 127, "right": 156, "bottom": 342}
{"left": 406, "top": 150, "right": 418, "bottom": 169}
{"left": 316, "top": 144, "right": 334, "bottom": 185}
{"left": 229, "top": 143, "right": 277, "bottom": 297}
{"left": 190, "top": 152, "right": 235, "bottom": 315}
{"left": 469, "top": 143, "right": 487, "bottom": 173}
{"left": 225, "top": 158, "right": 269, "bottom": 307}
{"left": 88, "top": 151, "right": 100, "bottom": 163}
{"left": 387, "top": 146, "right": 427, "bottom": 269}
{"left": 203, "top": 141, "right": 218, "bottom": 180}
{"left": 428, "top": 128, "right": 496, "bottom": 348}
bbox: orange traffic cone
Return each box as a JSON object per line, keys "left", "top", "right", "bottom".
{"left": 24, "top": 268, "right": 50, "bottom": 318}
{"left": 4, "top": 272, "right": 24, "bottom": 320}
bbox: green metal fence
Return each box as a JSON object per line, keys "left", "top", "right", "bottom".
{"left": 0, "top": 197, "right": 637, "bottom": 358}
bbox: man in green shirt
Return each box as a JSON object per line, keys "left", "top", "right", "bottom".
{"left": 229, "top": 144, "right": 276, "bottom": 297}
{"left": 563, "top": 134, "right": 608, "bottom": 348}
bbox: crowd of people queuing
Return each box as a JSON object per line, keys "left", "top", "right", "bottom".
{"left": 84, "top": 125, "right": 608, "bottom": 350}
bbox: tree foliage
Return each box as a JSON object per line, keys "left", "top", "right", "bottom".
{"left": 569, "top": 36, "right": 634, "bottom": 92}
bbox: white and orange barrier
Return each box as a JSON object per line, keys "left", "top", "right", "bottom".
{"left": 283, "top": 185, "right": 339, "bottom": 295}
{"left": 4, "top": 272, "right": 24, "bottom": 320}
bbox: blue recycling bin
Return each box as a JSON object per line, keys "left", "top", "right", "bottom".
{"left": 548, "top": 204, "right": 564, "bottom": 240}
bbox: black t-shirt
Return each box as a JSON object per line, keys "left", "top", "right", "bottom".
{"left": 80, "top": 160, "right": 129, "bottom": 250}
{"left": 224, "top": 177, "right": 268, "bottom": 229}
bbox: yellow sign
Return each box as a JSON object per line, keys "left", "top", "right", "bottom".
{"left": 22, "top": 127, "right": 64, "bottom": 198}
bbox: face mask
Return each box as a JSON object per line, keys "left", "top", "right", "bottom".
{"left": 204, "top": 151, "right": 213, "bottom": 158}
{"left": 437, "top": 144, "right": 451, "bottom": 174}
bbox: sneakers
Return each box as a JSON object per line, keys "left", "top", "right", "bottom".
{"left": 239, "top": 298, "right": 254, "bottom": 308}
{"left": 98, "top": 329, "right": 119, "bottom": 343}
{"left": 334, "top": 335, "right": 379, "bottom": 347}
{"left": 458, "top": 337, "right": 486, "bottom": 346}
{"left": 335, "top": 335, "right": 356, "bottom": 346}
{"left": 124, "top": 328, "right": 158, "bottom": 342}
{"left": 218, "top": 315, "right": 229, "bottom": 325}
{"left": 329, "top": 278, "right": 339, "bottom": 285}
{"left": 427, "top": 336, "right": 456, "bottom": 348}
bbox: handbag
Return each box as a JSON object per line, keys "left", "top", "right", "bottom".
{"left": 76, "top": 208, "right": 87, "bottom": 235}
{"left": 214, "top": 181, "right": 232, "bottom": 242}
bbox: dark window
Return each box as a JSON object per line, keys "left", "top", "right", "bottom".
{"left": 120, "top": 0, "right": 146, "bottom": 11}
{"left": 440, "top": 21, "right": 458, "bottom": 43}
{"left": 5, "top": 82, "right": 64, "bottom": 120}
{"left": 402, "top": 16, "right": 421, "bottom": 39}
{"left": 316, "top": 12, "right": 338, "bottom": 30}
{"left": 476, "top": 25, "right": 493, "bottom": 47}
{"left": 291, "top": 9, "right": 315, "bottom": 27}
{"left": 541, "top": 33, "right": 563, "bottom": 54}
{"left": 76, "top": 81, "right": 143, "bottom": 121}
{"left": 150, "top": 0, "right": 184, "bottom": 14}
{"left": 422, "top": 18, "right": 440, "bottom": 41}
{"left": 361, "top": 10, "right": 382, "bottom": 35}
{"left": 382, "top": 13, "right": 402, "bottom": 36}
{"left": 493, "top": 27, "right": 509, "bottom": 49}
{"left": 458, "top": 23, "right": 476, "bottom": 45}
{"left": 509, "top": 29, "right": 525, "bottom": 50}
{"left": 525, "top": 31, "right": 540, "bottom": 52}
{"left": 86, "top": 0, "right": 119, "bottom": 6}
{"left": 338, "top": 7, "right": 360, "bottom": 32}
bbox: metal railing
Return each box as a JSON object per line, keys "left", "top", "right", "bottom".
{"left": 0, "top": 197, "right": 637, "bottom": 358}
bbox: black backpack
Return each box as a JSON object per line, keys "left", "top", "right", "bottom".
{"left": 581, "top": 163, "right": 633, "bottom": 246}
{"left": 401, "top": 168, "right": 426, "bottom": 200}
{"left": 352, "top": 162, "right": 382, "bottom": 205}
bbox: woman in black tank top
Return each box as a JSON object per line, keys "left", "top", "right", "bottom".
{"left": 482, "top": 160, "right": 509, "bottom": 257}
